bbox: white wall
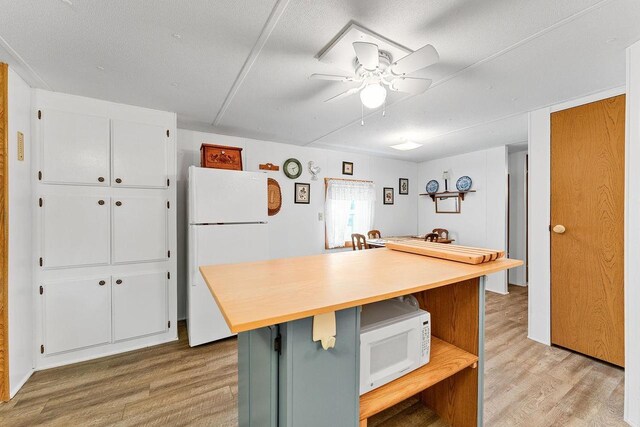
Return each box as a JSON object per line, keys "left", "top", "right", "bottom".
{"left": 417, "top": 146, "right": 508, "bottom": 294}
{"left": 625, "top": 41, "right": 640, "bottom": 427}
{"left": 177, "top": 130, "right": 419, "bottom": 319}
{"left": 508, "top": 150, "right": 527, "bottom": 286}
{"left": 7, "top": 68, "right": 33, "bottom": 396}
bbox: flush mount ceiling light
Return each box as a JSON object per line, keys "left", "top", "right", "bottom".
{"left": 360, "top": 83, "right": 387, "bottom": 109}
{"left": 390, "top": 141, "right": 422, "bottom": 151}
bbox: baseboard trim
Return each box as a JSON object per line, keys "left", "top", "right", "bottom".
{"left": 10, "top": 369, "right": 33, "bottom": 398}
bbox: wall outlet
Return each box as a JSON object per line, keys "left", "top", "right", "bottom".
{"left": 318, "top": 212, "right": 323, "bottom": 221}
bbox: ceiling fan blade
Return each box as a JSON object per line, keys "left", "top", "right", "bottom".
{"left": 391, "top": 44, "right": 439, "bottom": 75}
{"left": 324, "top": 85, "right": 363, "bottom": 103}
{"left": 353, "top": 42, "right": 379, "bottom": 71}
{"left": 390, "top": 77, "right": 433, "bottom": 94}
{"left": 310, "top": 73, "right": 353, "bottom": 82}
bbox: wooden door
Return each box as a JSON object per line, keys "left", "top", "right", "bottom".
{"left": 551, "top": 94, "right": 625, "bottom": 367}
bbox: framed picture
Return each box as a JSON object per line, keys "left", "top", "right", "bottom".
{"left": 294, "top": 182, "right": 310, "bottom": 204}
{"left": 383, "top": 187, "right": 394, "bottom": 205}
{"left": 342, "top": 161, "right": 353, "bottom": 175}
{"left": 399, "top": 178, "right": 409, "bottom": 195}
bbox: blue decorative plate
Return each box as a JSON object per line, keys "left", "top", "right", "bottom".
{"left": 426, "top": 180, "right": 439, "bottom": 194}
{"left": 456, "top": 176, "right": 472, "bottom": 192}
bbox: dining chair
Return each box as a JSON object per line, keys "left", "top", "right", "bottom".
{"left": 425, "top": 233, "right": 439, "bottom": 242}
{"left": 367, "top": 229, "right": 381, "bottom": 239}
{"left": 432, "top": 228, "right": 449, "bottom": 240}
{"left": 351, "top": 233, "right": 369, "bottom": 250}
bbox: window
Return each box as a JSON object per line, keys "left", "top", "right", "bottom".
{"left": 325, "top": 178, "right": 376, "bottom": 249}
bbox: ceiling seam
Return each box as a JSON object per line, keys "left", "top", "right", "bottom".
{"left": 0, "top": 34, "right": 52, "bottom": 90}
{"left": 303, "top": 0, "right": 614, "bottom": 147}
{"left": 212, "top": 0, "right": 291, "bottom": 126}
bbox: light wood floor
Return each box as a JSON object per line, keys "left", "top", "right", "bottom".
{"left": 0, "top": 285, "right": 626, "bottom": 426}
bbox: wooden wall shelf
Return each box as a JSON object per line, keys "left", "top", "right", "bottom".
{"left": 419, "top": 190, "right": 476, "bottom": 201}
{"left": 359, "top": 337, "right": 478, "bottom": 423}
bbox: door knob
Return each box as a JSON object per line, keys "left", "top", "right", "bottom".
{"left": 115, "top": 178, "right": 122, "bottom": 184}
{"left": 116, "top": 279, "right": 122, "bottom": 285}
{"left": 552, "top": 225, "right": 566, "bottom": 234}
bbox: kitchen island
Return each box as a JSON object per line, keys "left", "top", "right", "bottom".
{"left": 200, "top": 248, "right": 521, "bottom": 427}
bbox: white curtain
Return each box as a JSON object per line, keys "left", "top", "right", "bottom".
{"left": 325, "top": 179, "right": 376, "bottom": 249}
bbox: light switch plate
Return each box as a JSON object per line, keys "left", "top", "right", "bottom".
{"left": 17, "top": 131, "right": 24, "bottom": 161}
{"left": 318, "top": 212, "right": 323, "bottom": 221}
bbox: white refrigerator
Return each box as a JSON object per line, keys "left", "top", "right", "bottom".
{"left": 187, "top": 166, "right": 269, "bottom": 347}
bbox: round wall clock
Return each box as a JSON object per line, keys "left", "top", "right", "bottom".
{"left": 426, "top": 180, "right": 439, "bottom": 194}
{"left": 456, "top": 176, "right": 473, "bottom": 192}
{"left": 283, "top": 158, "right": 302, "bottom": 179}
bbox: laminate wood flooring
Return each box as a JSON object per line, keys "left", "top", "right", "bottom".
{"left": 0, "top": 285, "right": 626, "bottom": 426}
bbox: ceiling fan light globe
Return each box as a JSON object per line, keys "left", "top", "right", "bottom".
{"left": 360, "top": 83, "right": 387, "bottom": 109}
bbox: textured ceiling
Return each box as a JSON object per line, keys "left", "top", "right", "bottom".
{"left": 1, "top": 0, "right": 638, "bottom": 161}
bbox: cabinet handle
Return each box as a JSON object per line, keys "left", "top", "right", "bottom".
{"left": 98, "top": 177, "right": 105, "bottom": 182}
{"left": 115, "top": 201, "right": 122, "bottom": 207}
{"left": 98, "top": 280, "right": 106, "bottom": 286}
{"left": 98, "top": 200, "right": 105, "bottom": 205}
{"left": 115, "top": 178, "right": 122, "bottom": 184}
{"left": 116, "top": 279, "right": 123, "bottom": 285}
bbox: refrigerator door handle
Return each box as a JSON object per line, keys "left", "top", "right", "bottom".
{"left": 192, "top": 230, "right": 198, "bottom": 286}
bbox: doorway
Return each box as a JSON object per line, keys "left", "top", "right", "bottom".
{"left": 550, "top": 94, "right": 625, "bottom": 367}
{"left": 508, "top": 145, "right": 528, "bottom": 287}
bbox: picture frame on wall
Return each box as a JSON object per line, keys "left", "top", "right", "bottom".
{"left": 383, "top": 187, "right": 394, "bottom": 205}
{"left": 342, "top": 161, "right": 353, "bottom": 175}
{"left": 399, "top": 178, "right": 409, "bottom": 195}
{"left": 294, "top": 182, "right": 311, "bottom": 204}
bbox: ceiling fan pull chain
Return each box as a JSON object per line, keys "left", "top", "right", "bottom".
{"left": 361, "top": 103, "right": 365, "bottom": 126}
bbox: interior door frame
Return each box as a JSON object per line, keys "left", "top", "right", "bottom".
{"left": 0, "top": 62, "right": 9, "bottom": 401}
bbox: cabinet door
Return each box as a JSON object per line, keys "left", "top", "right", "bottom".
{"left": 112, "top": 120, "right": 168, "bottom": 188}
{"left": 113, "top": 271, "right": 167, "bottom": 342}
{"left": 42, "top": 195, "right": 111, "bottom": 268}
{"left": 112, "top": 196, "right": 167, "bottom": 263}
{"left": 41, "top": 109, "right": 110, "bottom": 186}
{"left": 44, "top": 277, "right": 111, "bottom": 355}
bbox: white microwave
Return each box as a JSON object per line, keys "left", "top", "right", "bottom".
{"left": 359, "top": 298, "right": 430, "bottom": 395}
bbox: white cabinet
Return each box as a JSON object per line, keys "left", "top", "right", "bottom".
{"left": 112, "top": 196, "right": 168, "bottom": 264}
{"left": 113, "top": 272, "right": 167, "bottom": 342}
{"left": 41, "top": 109, "right": 110, "bottom": 186}
{"left": 41, "top": 195, "right": 111, "bottom": 268}
{"left": 112, "top": 120, "right": 168, "bottom": 188}
{"left": 43, "top": 277, "right": 112, "bottom": 355}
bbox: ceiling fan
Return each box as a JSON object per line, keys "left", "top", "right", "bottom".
{"left": 310, "top": 41, "right": 439, "bottom": 109}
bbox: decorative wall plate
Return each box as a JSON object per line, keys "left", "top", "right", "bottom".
{"left": 267, "top": 178, "right": 282, "bottom": 216}
{"left": 456, "top": 176, "right": 473, "bottom": 192}
{"left": 426, "top": 180, "right": 439, "bottom": 194}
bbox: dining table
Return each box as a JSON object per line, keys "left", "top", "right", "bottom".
{"left": 367, "top": 235, "right": 455, "bottom": 248}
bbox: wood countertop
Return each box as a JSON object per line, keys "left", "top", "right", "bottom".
{"left": 200, "top": 248, "right": 522, "bottom": 333}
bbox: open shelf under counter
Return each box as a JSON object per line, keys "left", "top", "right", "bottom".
{"left": 359, "top": 336, "right": 478, "bottom": 423}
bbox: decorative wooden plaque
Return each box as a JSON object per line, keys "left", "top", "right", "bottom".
{"left": 200, "top": 144, "right": 243, "bottom": 171}
{"left": 267, "top": 178, "right": 282, "bottom": 216}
